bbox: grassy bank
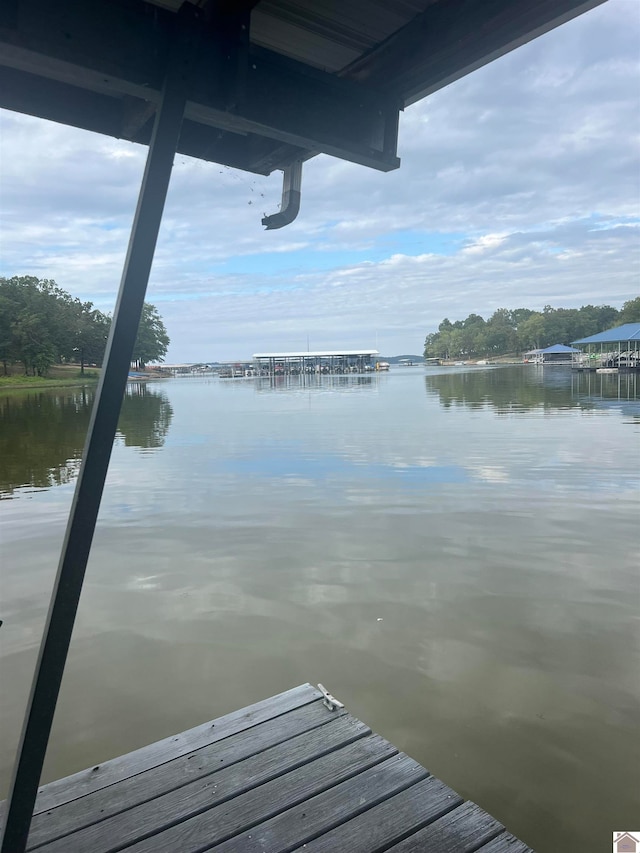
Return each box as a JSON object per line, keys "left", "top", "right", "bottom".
{"left": 0, "top": 365, "right": 100, "bottom": 390}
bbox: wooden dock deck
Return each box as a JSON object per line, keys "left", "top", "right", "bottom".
{"left": 3, "top": 684, "right": 534, "bottom": 852}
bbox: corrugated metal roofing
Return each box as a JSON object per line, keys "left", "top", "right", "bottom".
{"left": 541, "top": 344, "right": 581, "bottom": 353}
{"left": 572, "top": 323, "right": 640, "bottom": 345}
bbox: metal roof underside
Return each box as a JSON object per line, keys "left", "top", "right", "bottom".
{"left": 0, "top": 0, "right": 606, "bottom": 176}
{"left": 572, "top": 324, "right": 640, "bottom": 345}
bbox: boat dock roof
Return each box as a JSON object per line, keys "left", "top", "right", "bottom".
{"left": 253, "top": 350, "right": 379, "bottom": 359}
{"left": 572, "top": 323, "right": 640, "bottom": 345}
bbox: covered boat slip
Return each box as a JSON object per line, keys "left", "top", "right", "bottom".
{"left": 0, "top": 0, "right": 606, "bottom": 850}
{"left": 253, "top": 350, "right": 378, "bottom": 375}
{"left": 571, "top": 323, "right": 640, "bottom": 372}
{"left": 6, "top": 685, "right": 532, "bottom": 853}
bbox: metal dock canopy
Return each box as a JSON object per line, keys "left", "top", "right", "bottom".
{"left": 0, "top": 0, "right": 606, "bottom": 849}
{"left": 1, "top": 684, "right": 534, "bottom": 853}
{"left": 253, "top": 350, "right": 379, "bottom": 373}
{"left": 0, "top": 0, "right": 606, "bottom": 177}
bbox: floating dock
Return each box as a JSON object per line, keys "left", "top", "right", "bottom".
{"left": 6, "top": 684, "right": 533, "bottom": 853}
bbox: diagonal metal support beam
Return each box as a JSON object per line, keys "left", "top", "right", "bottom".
{"left": 0, "top": 7, "right": 197, "bottom": 852}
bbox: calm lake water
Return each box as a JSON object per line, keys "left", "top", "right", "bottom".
{"left": 1, "top": 366, "right": 638, "bottom": 851}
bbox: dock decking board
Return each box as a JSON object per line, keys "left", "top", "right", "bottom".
{"left": 210, "top": 754, "right": 428, "bottom": 853}
{"left": 37, "top": 716, "right": 375, "bottom": 853}
{"left": 253, "top": 774, "right": 462, "bottom": 853}
{"left": 475, "top": 833, "right": 535, "bottom": 852}
{"left": 384, "top": 800, "right": 504, "bottom": 852}
{"left": 27, "top": 698, "right": 351, "bottom": 850}
{"left": 296, "top": 775, "right": 464, "bottom": 853}
{"left": 31, "top": 684, "right": 321, "bottom": 814}
{"left": 2, "top": 684, "right": 535, "bottom": 852}
{"left": 122, "top": 735, "right": 401, "bottom": 853}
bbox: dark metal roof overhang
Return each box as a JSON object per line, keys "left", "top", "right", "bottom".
{"left": 1, "top": 0, "right": 606, "bottom": 176}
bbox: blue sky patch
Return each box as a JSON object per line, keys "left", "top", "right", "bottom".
{"left": 215, "top": 229, "right": 466, "bottom": 277}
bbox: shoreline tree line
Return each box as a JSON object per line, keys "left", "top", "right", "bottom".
{"left": 0, "top": 276, "right": 169, "bottom": 375}
{"left": 424, "top": 299, "right": 640, "bottom": 361}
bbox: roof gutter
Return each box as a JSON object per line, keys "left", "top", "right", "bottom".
{"left": 262, "top": 160, "right": 303, "bottom": 230}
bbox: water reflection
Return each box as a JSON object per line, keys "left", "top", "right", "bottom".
{"left": 1, "top": 371, "right": 638, "bottom": 852}
{"left": 425, "top": 366, "right": 638, "bottom": 413}
{"left": 253, "top": 373, "right": 378, "bottom": 393}
{"left": 571, "top": 368, "right": 638, "bottom": 405}
{"left": 0, "top": 388, "right": 92, "bottom": 497}
{"left": 115, "top": 382, "right": 173, "bottom": 449}
{"left": 0, "top": 384, "right": 173, "bottom": 498}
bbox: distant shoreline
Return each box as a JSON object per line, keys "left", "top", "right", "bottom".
{"left": 0, "top": 364, "right": 101, "bottom": 391}
{"left": 0, "top": 359, "right": 529, "bottom": 391}
{"left": 0, "top": 375, "right": 100, "bottom": 391}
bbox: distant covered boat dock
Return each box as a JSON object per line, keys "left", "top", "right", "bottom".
{"left": 525, "top": 344, "right": 580, "bottom": 365}
{"left": 572, "top": 323, "right": 640, "bottom": 372}
{"left": 253, "top": 350, "right": 379, "bottom": 375}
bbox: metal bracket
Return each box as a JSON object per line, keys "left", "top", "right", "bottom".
{"left": 262, "top": 159, "right": 302, "bottom": 229}
{"left": 318, "top": 683, "right": 345, "bottom": 711}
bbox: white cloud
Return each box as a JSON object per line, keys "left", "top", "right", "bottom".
{"left": 463, "top": 234, "right": 509, "bottom": 255}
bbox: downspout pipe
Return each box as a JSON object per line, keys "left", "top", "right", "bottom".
{"left": 262, "top": 160, "right": 303, "bottom": 230}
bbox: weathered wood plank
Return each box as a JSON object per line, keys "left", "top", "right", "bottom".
{"left": 36, "top": 714, "right": 369, "bottom": 853}
{"left": 31, "top": 683, "right": 321, "bottom": 813}
{"left": 288, "top": 774, "right": 462, "bottom": 853}
{"left": 213, "top": 754, "right": 428, "bottom": 853}
{"left": 474, "top": 832, "right": 535, "bottom": 853}
{"left": 29, "top": 701, "right": 348, "bottom": 850}
{"left": 122, "top": 734, "right": 400, "bottom": 853}
{"left": 384, "top": 800, "right": 505, "bottom": 853}
{"left": 251, "top": 776, "right": 462, "bottom": 853}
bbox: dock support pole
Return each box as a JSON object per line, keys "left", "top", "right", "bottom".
{"left": 0, "top": 10, "right": 194, "bottom": 851}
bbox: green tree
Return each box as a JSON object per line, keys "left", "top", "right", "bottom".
{"left": 485, "top": 309, "right": 517, "bottom": 355}
{"left": 423, "top": 300, "right": 622, "bottom": 360}
{"left": 68, "top": 301, "right": 111, "bottom": 374}
{"left": 566, "top": 304, "right": 617, "bottom": 342}
{"left": 0, "top": 276, "right": 113, "bottom": 375}
{"left": 10, "top": 278, "right": 63, "bottom": 375}
{"left": 0, "top": 277, "right": 24, "bottom": 373}
{"left": 132, "top": 302, "right": 170, "bottom": 368}
{"left": 519, "top": 312, "right": 545, "bottom": 349}
{"left": 618, "top": 297, "right": 640, "bottom": 324}
{"left": 460, "top": 313, "right": 487, "bottom": 357}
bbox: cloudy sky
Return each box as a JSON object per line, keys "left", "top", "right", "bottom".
{"left": 1, "top": 0, "right": 639, "bottom": 362}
